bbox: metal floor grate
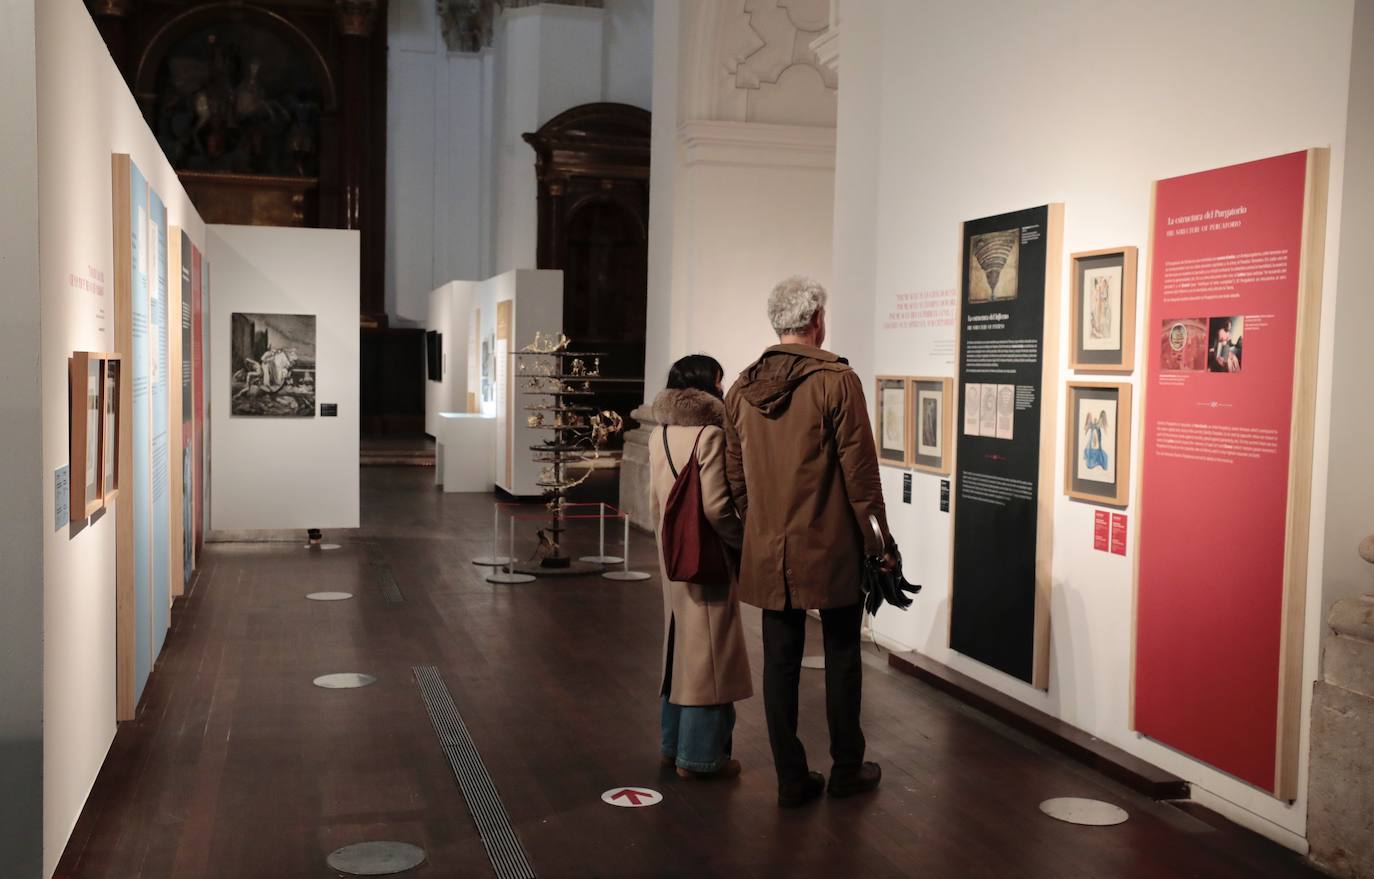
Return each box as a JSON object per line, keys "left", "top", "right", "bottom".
{"left": 412, "top": 665, "right": 537, "bottom": 879}
{"left": 364, "top": 539, "right": 405, "bottom": 604}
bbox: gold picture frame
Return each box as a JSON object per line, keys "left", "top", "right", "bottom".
{"left": 69, "top": 352, "right": 105, "bottom": 520}
{"left": 1064, "top": 380, "right": 1132, "bottom": 507}
{"left": 1069, "top": 247, "right": 1137, "bottom": 373}
{"left": 874, "top": 376, "right": 912, "bottom": 467}
{"left": 909, "top": 376, "right": 953, "bottom": 475}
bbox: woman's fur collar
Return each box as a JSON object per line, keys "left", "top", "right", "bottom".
{"left": 652, "top": 387, "right": 725, "bottom": 427}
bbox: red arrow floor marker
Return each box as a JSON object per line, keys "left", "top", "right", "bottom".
{"left": 601, "top": 787, "right": 662, "bottom": 808}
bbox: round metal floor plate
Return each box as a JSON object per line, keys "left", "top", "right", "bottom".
{"left": 305, "top": 543, "right": 343, "bottom": 551}
{"left": 1039, "top": 797, "right": 1129, "bottom": 826}
{"left": 472, "top": 555, "right": 514, "bottom": 567}
{"left": 306, "top": 591, "right": 354, "bottom": 601}
{"left": 602, "top": 571, "right": 652, "bottom": 581}
{"left": 579, "top": 554, "right": 624, "bottom": 565}
{"left": 313, "top": 673, "right": 377, "bottom": 689}
{"left": 487, "top": 572, "right": 537, "bottom": 584}
{"left": 326, "top": 841, "right": 427, "bottom": 876}
{"left": 801, "top": 656, "right": 825, "bottom": 669}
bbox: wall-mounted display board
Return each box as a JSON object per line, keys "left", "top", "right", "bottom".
{"left": 1133, "top": 150, "right": 1328, "bottom": 799}
{"left": 910, "top": 377, "right": 953, "bottom": 476}
{"left": 1069, "top": 247, "right": 1137, "bottom": 372}
{"left": 875, "top": 376, "right": 912, "bottom": 466}
{"left": 113, "top": 154, "right": 191, "bottom": 718}
{"left": 426, "top": 330, "right": 443, "bottom": 382}
{"left": 1064, "top": 381, "right": 1131, "bottom": 507}
{"left": 950, "top": 204, "right": 1063, "bottom": 689}
{"left": 195, "top": 248, "right": 208, "bottom": 560}
{"left": 68, "top": 352, "right": 105, "bottom": 521}
{"left": 230, "top": 313, "right": 317, "bottom": 417}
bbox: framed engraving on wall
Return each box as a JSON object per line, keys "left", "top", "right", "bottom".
{"left": 69, "top": 351, "right": 105, "bottom": 521}
{"left": 874, "top": 376, "right": 912, "bottom": 466}
{"left": 909, "top": 377, "right": 953, "bottom": 475}
{"left": 100, "top": 355, "right": 123, "bottom": 503}
{"left": 1064, "top": 381, "right": 1131, "bottom": 507}
{"left": 1069, "top": 247, "right": 1137, "bottom": 372}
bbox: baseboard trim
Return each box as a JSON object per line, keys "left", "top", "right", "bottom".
{"left": 887, "top": 650, "right": 1189, "bottom": 800}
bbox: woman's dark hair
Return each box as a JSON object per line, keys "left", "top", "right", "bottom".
{"left": 666, "top": 354, "right": 724, "bottom": 398}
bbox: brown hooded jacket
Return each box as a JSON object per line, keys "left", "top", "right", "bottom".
{"left": 723, "top": 344, "right": 890, "bottom": 611}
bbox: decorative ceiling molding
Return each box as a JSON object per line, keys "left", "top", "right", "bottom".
{"left": 678, "top": 119, "right": 835, "bottom": 170}
{"left": 437, "top": 0, "right": 604, "bottom": 53}
{"left": 723, "top": 0, "right": 836, "bottom": 93}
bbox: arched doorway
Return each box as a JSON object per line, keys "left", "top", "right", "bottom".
{"left": 524, "top": 103, "right": 651, "bottom": 425}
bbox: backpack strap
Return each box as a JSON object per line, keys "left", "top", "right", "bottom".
{"left": 662, "top": 425, "right": 708, "bottom": 481}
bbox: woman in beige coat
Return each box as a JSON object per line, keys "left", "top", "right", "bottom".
{"left": 649, "top": 355, "right": 753, "bottom": 779}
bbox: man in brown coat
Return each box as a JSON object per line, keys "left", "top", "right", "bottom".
{"left": 724, "top": 275, "right": 893, "bottom": 807}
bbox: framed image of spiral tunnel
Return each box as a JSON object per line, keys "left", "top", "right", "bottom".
{"left": 230, "top": 313, "right": 317, "bottom": 416}
{"left": 1064, "top": 381, "right": 1131, "bottom": 506}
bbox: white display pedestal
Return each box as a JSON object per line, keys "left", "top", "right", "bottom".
{"left": 435, "top": 413, "right": 496, "bottom": 493}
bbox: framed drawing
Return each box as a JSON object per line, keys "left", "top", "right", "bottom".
{"left": 874, "top": 376, "right": 911, "bottom": 466}
{"left": 100, "top": 355, "right": 123, "bottom": 502}
{"left": 69, "top": 351, "right": 105, "bottom": 520}
{"left": 1064, "top": 381, "right": 1132, "bottom": 506}
{"left": 230, "top": 312, "right": 317, "bottom": 416}
{"left": 910, "top": 377, "right": 953, "bottom": 475}
{"left": 1069, "top": 247, "right": 1137, "bottom": 372}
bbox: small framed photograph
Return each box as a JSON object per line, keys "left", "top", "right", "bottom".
{"left": 100, "top": 355, "right": 122, "bottom": 502}
{"left": 875, "top": 376, "right": 912, "bottom": 466}
{"left": 909, "top": 377, "right": 953, "bottom": 475}
{"left": 1064, "top": 381, "right": 1132, "bottom": 507}
{"left": 1069, "top": 247, "right": 1137, "bottom": 372}
{"left": 69, "top": 352, "right": 105, "bottom": 520}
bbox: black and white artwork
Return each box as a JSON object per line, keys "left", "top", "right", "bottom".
{"left": 231, "top": 312, "right": 316, "bottom": 416}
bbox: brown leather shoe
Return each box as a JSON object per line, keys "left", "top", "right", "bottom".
{"left": 827, "top": 761, "right": 881, "bottom": 798}
{"left": 676, "top": 759, "right": 741, "bottom": 780}
{"left": 778, "top": 770, "right": 826, "bottom": 807}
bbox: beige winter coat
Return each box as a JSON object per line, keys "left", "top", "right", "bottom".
{"left": 649, "top": 388, "right": 754, "bottom": 707}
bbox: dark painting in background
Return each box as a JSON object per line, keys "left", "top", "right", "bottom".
{"left": 426, "top": 330, "right": 443, "bottom": 382}
{"left": 230, "top": 312, "right": 316, "bottom": 416}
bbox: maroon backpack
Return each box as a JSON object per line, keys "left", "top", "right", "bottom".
{"left": 660, "top": 427, "right": 731, "bottom": 586}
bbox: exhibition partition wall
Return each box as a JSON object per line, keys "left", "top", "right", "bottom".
{"left": 207, "top": 225, "right": 360, "bottom": 532}
{"left": 424, "top": 280, "right": 476, "bottom": 436}
{"left": 469, "top": 269, "right": 563, "bottom": 497}
{"left": 38, "top": 0, "right": 211, "bottom": 873}
{"left": 836, "top": 0, "right": 1352, "bottom": 848}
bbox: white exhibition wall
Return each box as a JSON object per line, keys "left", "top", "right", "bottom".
{"left": 425, "top": 281, "right": 475, "bottom": 435}
{"left": 30, "top": 0, "right": 210, "bottom": 874}
{"left": 0, "top": 1, "right": 43, "bottom": 874}
{"left": 838, "top": 0, "right": 1354, "bottom": 847}
{"left": 207, "top": 226, "right": 360, "bottom": 531}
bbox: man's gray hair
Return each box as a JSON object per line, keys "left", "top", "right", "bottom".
{"left": 767, "top": 275, "right": 828, "bottom": 336}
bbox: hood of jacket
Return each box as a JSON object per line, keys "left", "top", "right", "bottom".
{"left": 652, "top": 387, "right": 726, "bottom": 427}
{"left": 734, "top": 344, "right": 847, "bottom": 417}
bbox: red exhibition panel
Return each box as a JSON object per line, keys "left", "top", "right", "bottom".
{"left": 1135, "top": 151, "right": 1308, "bottom": 792}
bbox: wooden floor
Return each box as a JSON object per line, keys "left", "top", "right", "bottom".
{"left": 57, "top": 468, "right": 1322, "bottom": 878}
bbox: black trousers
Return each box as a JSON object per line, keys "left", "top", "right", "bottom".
{"left": 761, "top": 598, "right": 865, "bottom": 785}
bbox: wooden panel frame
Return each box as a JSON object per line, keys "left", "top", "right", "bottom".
{"left": 496, "top": 299, "right": 513, "bottom": 487}
{"left": 69, "top": 351, "right": 105, "bottom": 520}
{"left": 112, "top": 153, "right": 136, "bottom": 720}
{"left": 947, "top": 203, "right": 1063, "bottom": 690}
{"left": 909, "top": 376, "right": 953, "bottom": 476}
{"left": 1129, "top": 149, "right": 1328, "bottom": 800}
{"left": 874, "top": 375, "right": 913, "bottom": 467}
{"left": 1063, "top": 381, "right": 1132, "bottom": 507}
{"left": 1068, "top": 246, "right": 1137, "bottom": 373}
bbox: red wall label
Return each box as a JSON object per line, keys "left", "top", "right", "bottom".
{"left": 1110, "top": 513, "right": 1127, "bottom": 556}
{"left": 1093, "top": 510, "right": 1110, "bottom": 552}
{"left": 1134, "top": 151, "right": 1308, "bottom": 792}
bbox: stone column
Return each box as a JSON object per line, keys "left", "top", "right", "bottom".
{"left": 1307, "top": 535, "right": 1374, "bottom": 878}
{"left": 617, "top": 403, "right": 658, "bottom": 531}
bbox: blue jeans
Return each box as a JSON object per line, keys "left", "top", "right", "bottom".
{"left": 660, "top": 697, "right": 735, "bottom": 772}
